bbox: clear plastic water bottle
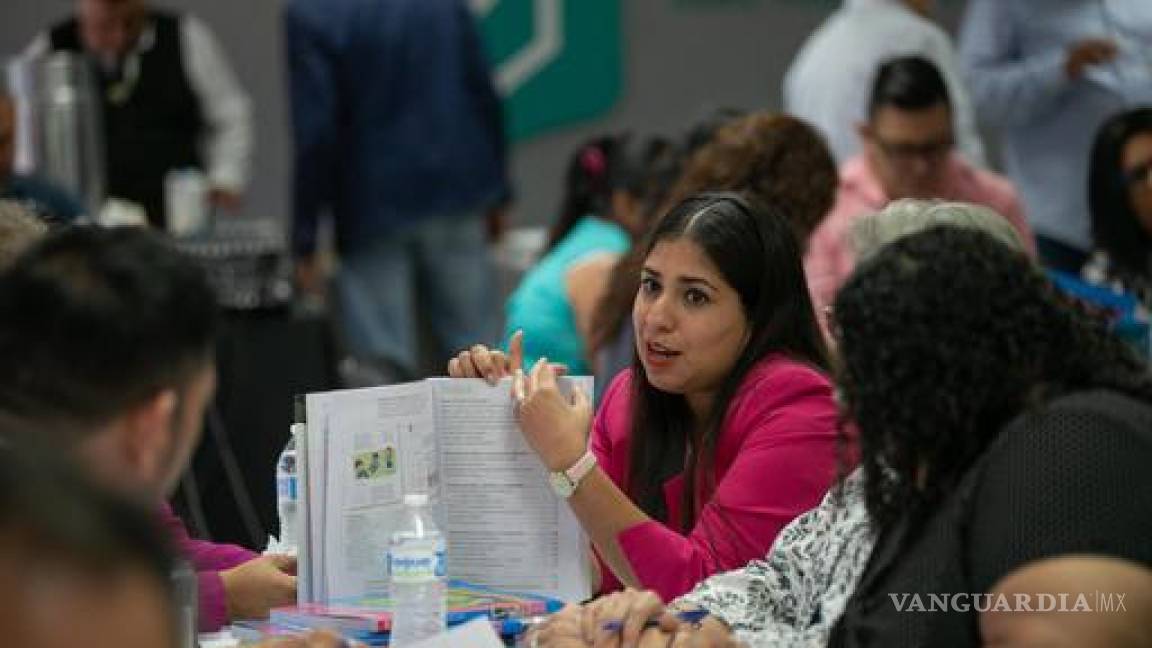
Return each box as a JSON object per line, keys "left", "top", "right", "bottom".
{"left": 275, "top": 436, "right": 298, "bottom": 552}
{"left": 387, "top": 493, "right": 446, "bottom": 646}
{"left": 171, "top": 559, "right": 198, "bottom": 648}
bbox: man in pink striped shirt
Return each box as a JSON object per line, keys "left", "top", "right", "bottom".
{"left": 805, "top": 56, "right": 1034, "bottom": 316}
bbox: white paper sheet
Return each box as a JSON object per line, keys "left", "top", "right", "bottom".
{"left": 300, "top": 377, "right": 591, "bottom": 604}
{"left": 404, "top": 617, "right": 504, "bottom": 648}
{"left": 432, "top": 377, "right": 591, "bottom": 602}
{"left": 308, "top": 383, "right": 437, "bottom": 601}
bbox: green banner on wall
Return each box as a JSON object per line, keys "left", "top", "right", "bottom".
{"left": 474, "top": 0, "right": 622, "bottom": 142}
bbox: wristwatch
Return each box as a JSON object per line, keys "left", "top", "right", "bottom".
{"left": 548, "top": 451, "right": 597, "bottom": 499}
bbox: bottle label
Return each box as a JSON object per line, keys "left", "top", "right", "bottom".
{"left": 277, "top": 475, "right": 297, "bottom": 501}
{"left": 388, "top": 546, "right": 445, "bottom": 583}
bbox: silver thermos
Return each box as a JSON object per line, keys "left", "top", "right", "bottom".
{"left": 7, "top": 51, "right": 106, "bottom": 217}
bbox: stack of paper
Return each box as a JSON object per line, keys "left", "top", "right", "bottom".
{"left": 296, "top": 377, "right": 592, "bottom": 604}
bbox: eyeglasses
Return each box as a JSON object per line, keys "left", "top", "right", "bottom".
{"left": 871, "top": 134, "right": 955, "bottom": 163}
{"left": 1123, "top": 159, "right": 1152, "bottom": 190}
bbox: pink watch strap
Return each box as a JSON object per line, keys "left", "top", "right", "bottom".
{"left": 565, "top": 450, "right": 597, "bottom": 487}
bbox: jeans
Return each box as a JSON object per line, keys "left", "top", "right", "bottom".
{"left": 335, "top": 211, "right": 500, "bottom": 379}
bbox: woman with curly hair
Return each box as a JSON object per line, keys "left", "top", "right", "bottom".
{"left": 828, "top": 227, "right": 1152, "bottom": 646}
{"left": 1083, "top": 107, "right": 1152, "bottom": 311}
{"left": 504, "top": 134, "right": 679, "bottom": 375}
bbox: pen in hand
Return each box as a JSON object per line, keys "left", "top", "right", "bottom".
{"left": 600, "top": 608, "right": 709, "bottom": 633}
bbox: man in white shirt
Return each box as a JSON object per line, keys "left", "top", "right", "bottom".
{"left": 960, "top": 0, "right": 1152, "bottom": 273}
{"left": 784, "top": 0, "right": 985, "bottom": 167}
{"left": 24, "top": 0, "right": 252, "bottom": 228}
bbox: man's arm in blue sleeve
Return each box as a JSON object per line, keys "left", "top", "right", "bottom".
{"left": 284, "top": 2, "right": 338, "bottom": 258}
{"left": 959, "top": 0, "right": 1070, "bottom": 128}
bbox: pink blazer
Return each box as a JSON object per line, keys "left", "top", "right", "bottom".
{"left": 591, "top": 354, "right": 844, "bottom": 600}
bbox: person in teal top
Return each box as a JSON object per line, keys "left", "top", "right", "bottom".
{"left": 504, "top": 135, "right": 676, "bottom": 374}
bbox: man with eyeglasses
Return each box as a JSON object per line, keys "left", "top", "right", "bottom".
{"left": 784, "top": 0, "right": 985, "bottom": 167}
{"left": 804, "top": 56, "right": 1035, "bottom": 319}
{"left": 960, "top": 0, "right": 1152, "bottom": 275}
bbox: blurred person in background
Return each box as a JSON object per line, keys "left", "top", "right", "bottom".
{"left": 286, "top": 0, "right": 510, "bottom": 386}
{"left": 1084, "top": 107, "right": 1152, "bottom": 311}
{"left": 25, "top": 0, "right": 252, "bottom": 228}
{"left": 960, "top": 0, "right": 1152, "bottom": 273}
{"left": 804, "top": 56, "right": 1034, "bottom": 320}
{"left": 785, "top": 0, "right": 985, "bottom": 167}
{"left": 504, "top": 134, "right": 680, "bottom": 375}
{"left": 0, "top": 95, "right": 84, "bottom": 224}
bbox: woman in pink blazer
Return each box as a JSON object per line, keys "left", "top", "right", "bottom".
{"left": 451, "top": 193, "right": 844, "bottom": 601}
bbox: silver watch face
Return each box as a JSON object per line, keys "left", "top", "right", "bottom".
{"left": 549, "top": 471, "right": 575, "bottom": 498}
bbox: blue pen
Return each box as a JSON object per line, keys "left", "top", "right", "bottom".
{"left": 499, "top": 614, "right": 550, "bottom": 636}
{"left": 601, "top": 608, "right": 709, "bottom": 633}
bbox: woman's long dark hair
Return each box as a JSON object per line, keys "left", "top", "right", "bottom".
{"left": 628, "top": 193, "right": 829, "bottom": 530}
{"left": 589, "top": 113, "right": 837, "bottom": 354}
{"left": 834, "top": 227, "right": 1152, "bottom": 530}
{"left": 1089, "top": 107, "right": 1152, "bottom": 278}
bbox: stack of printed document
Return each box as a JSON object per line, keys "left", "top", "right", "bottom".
{"left": 295, "top": 377, "right": 593, "bottom": 603}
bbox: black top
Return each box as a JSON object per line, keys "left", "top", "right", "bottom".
{"left": 49, "top": 11, "right": 204, "bottom": 228}
{"left": 829, "top": 389, "right": 1152, "bottom": 647}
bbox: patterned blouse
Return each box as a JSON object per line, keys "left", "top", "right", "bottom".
{"left": 674, "top": 469, "right": 875, "bottom": 648}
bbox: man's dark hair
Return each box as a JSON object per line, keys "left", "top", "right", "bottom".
{"left": 0, "top": 226, "right": 217, "bottom": 435}
{"left": 867, "top": 56, "right": 952, "bottom": 117}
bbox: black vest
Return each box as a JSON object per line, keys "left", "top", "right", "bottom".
{"left": 50, "top": 11, "right": 205, "bottom": 227}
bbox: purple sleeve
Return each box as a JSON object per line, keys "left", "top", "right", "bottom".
{"left": 158, "top": 503, "right": 257, "bottom": 571}
{"left": 197, "top": 570, "right": 230, "bottom": 632}
{"left": 158, "top": 504, "right": 258, "bottom": 630}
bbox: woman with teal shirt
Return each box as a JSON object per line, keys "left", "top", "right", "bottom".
{"left": 504, "top": 135, "right": 677, "bottom": 374}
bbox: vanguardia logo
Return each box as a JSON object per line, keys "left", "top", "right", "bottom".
{"left": 888, "top": 592, "right": 1129, "bottom": 613}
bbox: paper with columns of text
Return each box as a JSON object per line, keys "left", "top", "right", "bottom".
{"left": 297, "top": 376, "right": 592, "bottom": 604}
